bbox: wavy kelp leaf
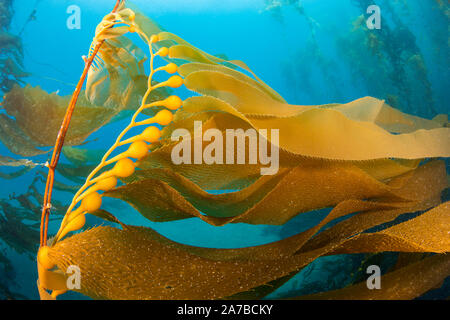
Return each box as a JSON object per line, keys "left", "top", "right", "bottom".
{"left": 47, "top": 199, "right": 449, "bottom": 300}
{"left": 140, "top": 145, "right": 263, "bottom": 190}
{"left": 0, "top": 114, "right": 47, "bottom": 157}
{"left": 158, "top": 32, "right": 226, "bottom": 64}
{"left": 329, "top": 202, "right": 450, "bottom": 254}
{"left": 2, "top": 85, "right": 119, "bottom": 147}
{"left": 155, "top": 35, "right": 286, "bottom": 103}
{"left": 105, "top": 159, "right": 445, "bottom": 225}
{"left": 296, "top": 253, "right": 450, "bottom": 300}
{"left": 140, "top": 109, "right": 421, "bottom": 190}
{"left": 166, "top": 89, "right": 445, "bottom": 139}
{"left": 0, "top": 198, "right": 39, "bottom": 223}
{"left": 172, "top": 94, "right": 450, "bottom": 160}
{"left": 331, "top": 96, "right": 448, "bottom": 134}
{"left": 178, "top": 62, "right": 286, "bottom": 103}
{"left": 169, "top": 44, "right": 219, "bottom": 65}
{"left": 94, "top": 26, "right": 130, "bottom": 41}
{"left": 299, "top": 202, "right": 443, "bottom": 255}
{"left": 44, "top": 225, "right": 341, "bottom": 300}
{"left": 181, "top": 69, "right": 296, "bottom": 117}
{"left": 160, "top": 98, "right": 428, "bottom": 174}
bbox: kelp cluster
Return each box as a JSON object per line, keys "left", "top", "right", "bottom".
{"left": 269, "top": 0, "right": 443, "bottom": 117}
{"left": 0, "top": 0, "right": 28, "bottom": 92}
{"left": 338, "top": 0, "right": 436, "bottom": 117}
{"left": 0, "top": 0, "right": 31, "bottom": 298}
{"left": 32, "top": 2, "right": 450, "bottom": 300}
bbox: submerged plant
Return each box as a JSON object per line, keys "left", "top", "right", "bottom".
{"left": 338, "top": 0, "right": 437, "bottom": 117}
{"left": 0, "top": 0, "right": 443, "bottom": 300}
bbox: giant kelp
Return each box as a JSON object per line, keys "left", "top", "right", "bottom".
{"left": 23, "top": 1, "right": 450, "bottom": 300}
{"left": 0, "top": 0, "right": 29, "bottom": 92}
{"left": 269, "top": 1, "right": 443, "bottom": 117}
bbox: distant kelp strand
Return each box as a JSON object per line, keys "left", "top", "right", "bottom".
{"left": 338, "top": 0, "right": 436, "bottom": 116}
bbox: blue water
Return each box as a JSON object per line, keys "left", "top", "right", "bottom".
{"left": 0, "top": 0, "right": 448, "bottom": 299}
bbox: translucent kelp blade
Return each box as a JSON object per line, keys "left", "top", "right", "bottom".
{"left": 86, "top": 36, "right": 147, "bottom": 110}
{"left": 162, "top": 98, "right": 429, "bottom": 175}
{"left": 0, "top": 113, "right": 47, "bottom": 157}
{"left": 158, "top": 32, "right": 225, "bottom": 62}
{"left": 329, "top": 202, "right": 450, "bottom": 254}
{"left": 169, "top": 44, "right": 220, "bottom": 65}
{"left": 140, "top": 110, "right": 421, "bottom": 191}
{"left": 331, "top": 96, "right": 448, "bottom": 133}
{"left": 86, "top": 35, "right": 170, "bottom": 112}
{"left": 104, "top": 159, "right": 446, "bottom": 225}
{"left": 2, "top": 85, "right": 120, "bottom": 147}
{"left": 182, "top": 70, "right": 294, "bottom": 116}
{"left": 155, "top": 33, "right": 286, "bottom": 103}
{"left": 296, "top": 253, "right": 450, "bottom": 300}
{"left": 171, "top": 75, "right": 446, "bottom": 135}
{"left": 171, "top": 95, "right": 450, "bottom": 160}
{"left": 299, "top": 199, "right": 443, "bottom": 255}
{"left": 181, "top": 67, "right": 447, "bottom": 132}
{"left": 178, "top": 62, "right": 286, "bottom": 104}
{"left": 46, "top": 201, "right": 449, "bottom": 300}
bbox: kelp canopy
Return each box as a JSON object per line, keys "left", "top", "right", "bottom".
{"left": 0, "top": 1, "right": 447, "bottom": 300}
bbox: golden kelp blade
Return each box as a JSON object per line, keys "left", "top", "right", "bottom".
{"left": 47, "top": 225, "right": 316, "bottom": 300}
{"left": 105, "top": 156, "right": 446, "bottom": 225}
{"left": 296, "top": 253, "right": 450, "bottom": 300}
{"left": 329, "top": 202, "right": 450, "bottom": 254}
{"left": 177, "top": 62, "right": 445, "bottom": 126}
{"left": 140, "top": 110, "right": 422, "bottom": 190}
{"left": 45, "top": 201, "right": 449, "bottom": 300}
{"left": 330, "top": 97, "right": 448, "bottom": 133}
{"left": 2, "top": 85, "right": 120, "bottom": 147}
{"left": 173, "top": 84, "right": 450, "bottom": 160}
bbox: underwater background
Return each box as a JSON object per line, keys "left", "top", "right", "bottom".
{"left": 0, "top": 0, "right": 449, "bottom": 299}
